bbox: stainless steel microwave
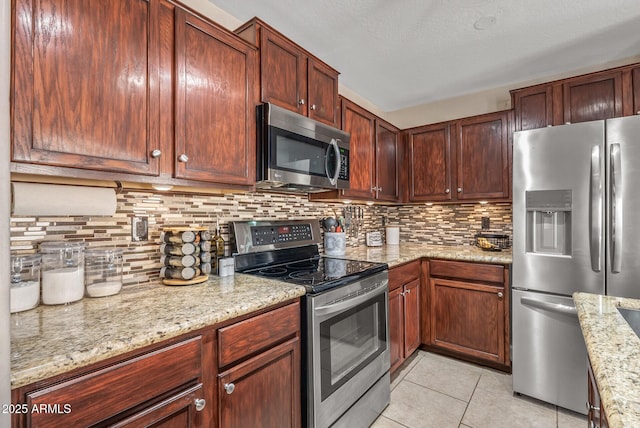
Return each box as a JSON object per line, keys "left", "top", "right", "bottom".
{"left": 256, "top": 103, "right": 350, "bottom": 193}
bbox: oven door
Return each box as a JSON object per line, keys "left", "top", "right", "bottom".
{"left": 307, "top": 271, "right": 390, "bottom": 427}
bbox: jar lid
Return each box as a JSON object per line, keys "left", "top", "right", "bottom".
{"left": 85, "top": 248, "right": 123, "bottom": 257}
{"left": 10, "top": 253, "right": 41, "bottom": 266}
{"left": 39, "top": 241, "right": 85, "bottom": 252}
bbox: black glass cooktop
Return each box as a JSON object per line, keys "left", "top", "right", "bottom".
{"left": 242, "top": 256, "right": 387, "bottom": 294}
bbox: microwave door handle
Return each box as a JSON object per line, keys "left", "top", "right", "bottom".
{"left": 325, "top": 139, "right": 342, "bottom": 186}
{"left": 610, "top": 143, "right": 623, "bottom": 273}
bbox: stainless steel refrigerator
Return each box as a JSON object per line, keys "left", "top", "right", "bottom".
{"left": 512, "top": 115, "right": 640, "bottom": 415}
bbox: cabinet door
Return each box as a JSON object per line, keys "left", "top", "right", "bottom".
{"left": 174, "top": 9, "right": 257, "bottom": 185}
{"left": 403, "top": 279, "right": 421, "bottom": 358}
{"left": 456, "top": 111, "right": 509, "bottom": 200}
{"left": 388, "top": 286, "right": 404, "bottom": 373}
{"left": 12, "top": 0, "right": 163, "bottom": 175}
{"left": 407, "top": 123, "right": 454, "bottom": 202}
{"left": 218, "top": 338, "right": 300, "bottom": 428}
{"left": 260, "top": 27, "right": 307, "bottom": 116}
{"left": 376, "top": 120, "right": 401, "bottom": 202}
{"left": 562, "top": 71, "right": 623, "bottom": 124}
{"left": 307, "top": 58, "right": 340, "bottom": 127}
{"left": 633, "top": 66, "right": 640, "bottom": 116}
{"left": 512, "top": 85, "right": 553, "bottom": 131}
{"left": 429, "top": 277, "right": 505, "bottom": 364}
{"left": 341, "top": 99, "right": 376, "bottom": 199}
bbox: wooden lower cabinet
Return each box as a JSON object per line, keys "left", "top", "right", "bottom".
{"left": 426, "top": 259, "right": 510, "bottom": 370}
{"left": 389, "top": 261, "right": 421, "bottom": 373}
{"left": 11, "top": 301, "right": 301, "bottom": 428}
{"left": 588, "top": 360, "right": 608, "bottom": 428}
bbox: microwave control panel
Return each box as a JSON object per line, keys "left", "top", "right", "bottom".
{"left": 339, "top": 148, "right": 349, "bottom": 180}
{"left": 251, "top": 224, "right": 313, "bottom": 245}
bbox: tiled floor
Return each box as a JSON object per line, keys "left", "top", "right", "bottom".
{"left": 372, "top": 351, "right": 587, "bottom": 428}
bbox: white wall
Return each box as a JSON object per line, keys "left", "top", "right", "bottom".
{"left": 1, "top": 0, "right": 11, "bottom": 422}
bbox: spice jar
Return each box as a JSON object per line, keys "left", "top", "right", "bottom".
{"left": 10, "top": 254, "right": 41, "bottom": 313}
{"left": 40, "top": 242, "right": 85, "bottom": 305}
{"left": 85, "top": 248, "right": 123, "bottom": 298}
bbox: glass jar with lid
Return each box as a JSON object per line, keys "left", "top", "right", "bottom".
{"left": 85, "top": 248, "right": 123, "bottom": 297}
{"left": 10, "top": 253, "right": 41, "bottom": 313}
{"left": 40, "top": 241, "right": 85, "bottom": 305}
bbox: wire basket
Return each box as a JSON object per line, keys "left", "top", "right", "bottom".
{"left": 474, "top": 232, "right": 511, "bottom": 251}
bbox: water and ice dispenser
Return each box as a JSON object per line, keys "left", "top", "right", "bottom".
{"left": 525, "top": 190, "right": 572, "bottom": 256}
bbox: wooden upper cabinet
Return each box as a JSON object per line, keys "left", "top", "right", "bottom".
{"left": 341, "top": 98, "right": 376, "bottom": 199}
{"left": 406, "top": 122, "right": 454, "bottom": 202}
{"left": 375, "top": 119, "right": 401, "bottom": 202}
{"left": 12, "top": 0, "right": 164, "bottom": 175}
{"left": 561, "top": 70, "right": 623, "bottom": 124}
{"left": 236, "top": 18, "right": 340, "bottom": 128}
{"left": 456, "top": 111, "right": 510, "bottom": 200}
{"left": 511, "top": 85, "right": 553, "bottom": 131}
{"left": 174, "top": 8, "right": 257, "bottom": 185}
{"left": 307, "top": 58, "right": 340, "bottom": 127}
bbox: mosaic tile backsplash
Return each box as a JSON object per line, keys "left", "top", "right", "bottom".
{"left": 10, "top": 189, "right": 512, "bottom": 287}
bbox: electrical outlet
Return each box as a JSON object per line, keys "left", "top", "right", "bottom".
{"left": 132, "top": 216, "right": 149, "bottom": 241}
{"left": 481, "top": 216, "right": 490, "bottom": 230}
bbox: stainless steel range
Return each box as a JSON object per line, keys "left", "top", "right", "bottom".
{"left": 233, "top": 219, "right": 390, "bottom": 428}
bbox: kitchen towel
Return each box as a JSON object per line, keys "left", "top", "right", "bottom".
{"left": 12, "top": 182, "right": 117, "bottom": 216}
{"left": 385, "top": 227, "right": 400, "bottom": 245}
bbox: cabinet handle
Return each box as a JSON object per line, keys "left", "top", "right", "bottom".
{"left": 497, "top": 292, "right": 503, "bottom": 298}
{"left": 310, "top": 104, "right": 317, "bottom": 110}
{"left": 151, "top": 149, "right": 162, "bottom": 158}
{"left": 299, "top": 99, "right": 305, "bottom": 106}
{"left": 457, "top": 188, "right": 462, "bottom": 193}
{"left": 194, "top": 398, "right": 206, "bottom": 412}
{"left": 224, "top": 383, "right": 235, "bottom": 394}
{"left": 405, "top": 288, "right": 410, "bottom": 294}
{"left": 378, "top": 186, "right": 382, "bottom": 192}
{"left": 178, "top": 154, "right": 189, "bottom": 163}
{"left": 445, "top": 188, "right": 450, "bottom": 194}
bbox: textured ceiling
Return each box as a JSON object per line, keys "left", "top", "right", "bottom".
{"left": 208, "top": 0, "right": 640, "bottom": 112}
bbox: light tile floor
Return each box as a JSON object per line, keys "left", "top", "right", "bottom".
{"left": 372, "top": 351, "right": 587, "bottom": 428}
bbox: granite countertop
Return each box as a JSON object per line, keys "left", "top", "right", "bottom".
{"left": 10, "top": 243, "right": 510, "bottom": 390}
{"left": 574, "top": 292, "right": 640, "bottom": 427}
{"left": 10, "top": 274, "right": 305, "bottom": 389}
{"left": 338, "top": 243, "right": 512, "bottom": 267}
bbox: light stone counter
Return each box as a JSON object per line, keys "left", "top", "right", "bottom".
{"left": 574, "top": 292, "right": 640, "bottom": 427}
{"left": 336, "top": 243, "right": 512, "bottom": 267}
{"left": 10, "top": 274, "right": 305, "bottom": 389}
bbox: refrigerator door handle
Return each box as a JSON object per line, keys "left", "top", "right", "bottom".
{"left": 520, "top": 297, "right": 577, "bottom": 317}
{"left": 589, "top": 145, "right": 603, "bottom": 272}
{"left": 610, "top": 143, "right": 623, "bottom": 273}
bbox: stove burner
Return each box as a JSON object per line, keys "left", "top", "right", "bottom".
{"left": 287, "top": 260, "right": 318, "bottom": 270}
{"left": 258, "top": 267, "right": 288, "bottom": 276}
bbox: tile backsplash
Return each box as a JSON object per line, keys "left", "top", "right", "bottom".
{"left": 10, "top": 189, "right": 512, "bottom": 287}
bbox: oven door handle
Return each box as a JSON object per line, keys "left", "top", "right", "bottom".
{"left": 314, "top": 279, "right": 388, "bottom": 317}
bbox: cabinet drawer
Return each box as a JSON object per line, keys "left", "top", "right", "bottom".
{"left": 430, "top": 259, "right": 504, "bottom": 284}
{"left": 389, "top": 260, "right": 420, "bottom": 291}
{"left": 26, "top": 337, "right": 202, "bottom": 427}
{"left": 218, "top": 302, "right": 300, "bottom": 367}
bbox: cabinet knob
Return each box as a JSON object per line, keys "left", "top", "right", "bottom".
{"left": 445, "top": 188, "right": 450, "bottom": 194}
{"left": 497, "top": 292, "right": 503, "bottom": 298}
{"left": 637, "top": 111, "right": 640, "bottom": 115}
{"left": 457, "top": 188, "right": 462, "bottom": 193}
{"left": 151, "top": 149, "right": 162, "bottom": 158}
{"left": 378, "top": 186, "right": 382, "bottom": 192}
{"left": 194, "top": 398, "right": 206, "bottom": 412}
{"left": 224, "top": 383, "right": 235, "bottom": 395}
{"left": 405, "top": 288, "right": 411, "bottom": 294}
{"left": 586, "top": 401, "right": 600, "bottom": 412}
{"left": 178, "top": 154, "right": 189, "bottom": 163}
{"left": 310, "top": 104, "right": 317, "bottom": 110}
{"left": 565, "top": 122, "right": 571, "bottom": 125}
{"left": 299, "top": 99, "right": 305, "bottom": 106}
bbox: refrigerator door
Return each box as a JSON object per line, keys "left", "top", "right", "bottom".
{"left": 513, "top": 122, "right": 605, "bottom": 296}
{"left": 512, "top": 289, "right": 587, "bottom": 415}
{"left": 606, "top": 115, "right": 640, "bottom": 298}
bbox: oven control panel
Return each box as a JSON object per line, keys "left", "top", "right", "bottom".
{"left": 251, "top": 224, "right": 313, "bottom": 245}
